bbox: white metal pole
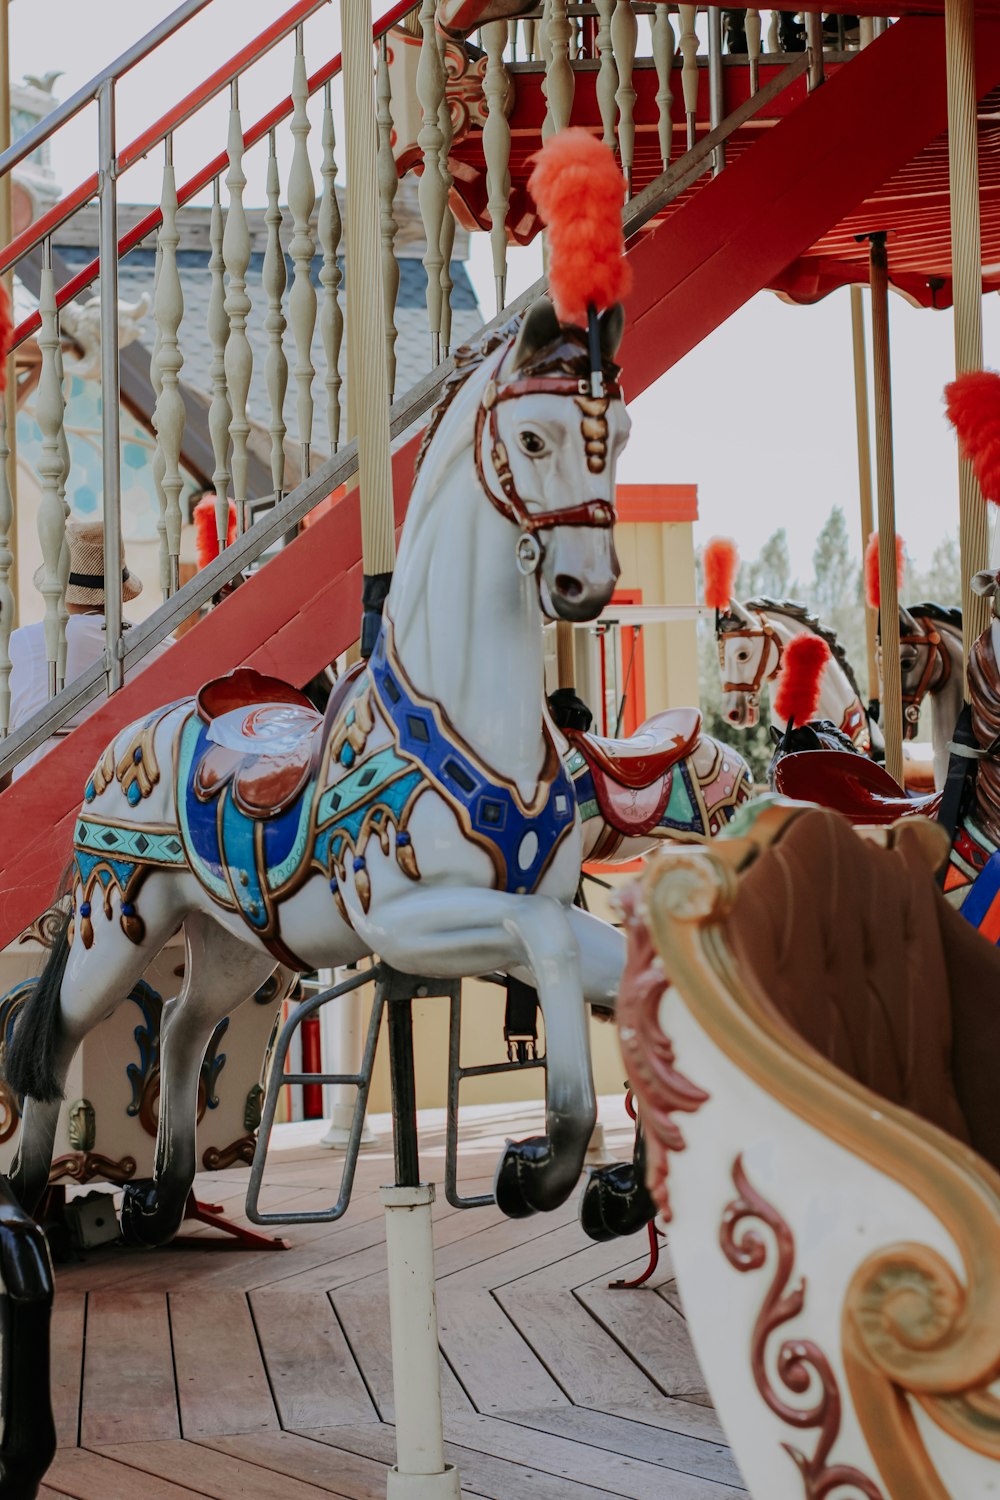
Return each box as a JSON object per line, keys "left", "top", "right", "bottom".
{"left": 382, "top": 1184, "right": 461, "bottom": 1498}
{"left": 320, "top": 966, "right": 376, "bottom": 1148}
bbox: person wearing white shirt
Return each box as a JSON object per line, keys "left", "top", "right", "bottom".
{"left": 8, "top": 520, "right": 174, "bottom": 781}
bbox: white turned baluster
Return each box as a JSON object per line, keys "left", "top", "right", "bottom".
{"left": 595, "top": 0, "right": 618, "bottom": 149}
{"left": 208, "top": 177, "right": 232, "bottom": 552}
{"left": 547, "top": 0, "right": 575, "bottom": 134}
{"left": 35, "top": 254, "right": 66, "bottom": 696}
{"left": 55, "top": 327, "right": 70, "bottom": 688}
{"left": 149, "top": 243, "right": 169, "bottom": 599}
{"left": 767, "top": 12, "right": 780, "bottom": 52}
{"left": 375, "top": 46, "right": 400, "bottom": 398}
{"left": 523, "top": 17, "right": 537, "bottom": 60}
{"left": 417, "top": 0, "right": 447, "bottom": 365}
{"left": 0, "top": 402, "right": 13, "bottom": 733}
{"left": 152, "top": 137, "right": 185, "bottom": 595}
{"left": 745, "top": 9, "right": 761, "bottom": 93}
{"left": 263, "top": 132, "right": 287, "bottom": 504}
{"left": 224, "top": 82, "right": 253, "bottom": 535}
{"left": 289, "top": 29, "right": 317, "bottom": 480}
{"left": 678, "top": 5, "right": 699, "bottom": 150}
{"left": 612, "top": 0, "right": 637, "bottom": 191}
{"left": 437, "top": 29, "right": 456, "bottom": 356}
{"left": 319, "top": 83, "right": 345, "bottom": 444}
{"left": 539, "top": 0, "right": 553, "bottom": 141}
{"left": 483, "top": 18, "right": 512, "bottom": 314}
{"left": 652, "top": 3, "right": 675, "bottom": 171}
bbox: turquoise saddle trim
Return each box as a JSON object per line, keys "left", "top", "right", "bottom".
{"left": 314, "top": 746, "right": 425, "bottom": 876}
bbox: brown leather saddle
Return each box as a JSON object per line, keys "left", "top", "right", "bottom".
{"left": 567, "top": 707, "right": 702, "bottom": 836}
{"left": 774, "top": 750, "right": 942, "bottom": 826}
{"left": 194, "top": 668, "right": 324, "bottom": 819}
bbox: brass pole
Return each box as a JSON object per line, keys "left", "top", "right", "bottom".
{"left": 556, "top": 620, "right": 575, "bottom": 689}
{"left": 868, "top": 233, "right": 904, "bottom": 786}
{"left": 946, "top": 0, "right": 989, "bottom": 666}
{"left": 0, "top": 0, "right": 17, "bottom": 611}
{"left": 850, "top": 286, "right": 878, "bottom": 703}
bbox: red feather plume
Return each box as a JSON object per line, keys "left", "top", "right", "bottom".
{"left": 528, "top": 130, "right": 631, "bottom": 326}
{"left": 864, "top": 530, "right": 905, "bottom": 610}
{"left": 0, "top": 283, "right": 10, "bottom": 395}
{"left": 703, "top": 537, "right": 738, "bottom": 611}
{"left": 944, "top": 370, "right": 1000, "bottom": 505}
{"left": 194, "top": 494, "right": 237, "bottom": 570}
{"left": 773, "top": 635, "right": 830, "bottom": 727}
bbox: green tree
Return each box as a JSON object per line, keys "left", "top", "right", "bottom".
{"left": 742, "top": 528, "right": 793, "bottom": 600}
{"left": 811, "top": 507, "right": 855, "bottom": 621}
{"left": 909, "top": 533, "right": 961, "bottom": 607}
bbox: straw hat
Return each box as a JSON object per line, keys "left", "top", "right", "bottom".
{"left": 34, "top": 520, "right": 142, "bottom": 607}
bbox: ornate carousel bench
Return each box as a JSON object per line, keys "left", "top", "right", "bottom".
{"left": 618, "top": 800, "right": 1000, "bottom": 1500}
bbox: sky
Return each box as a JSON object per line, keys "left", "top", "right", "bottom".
{"left": 11, "top": 0, "right": 996, "bottom": 583}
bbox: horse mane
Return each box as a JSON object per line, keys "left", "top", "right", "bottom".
{"left": 411, "top": 320, "right": 518, "bottom": 484}
{"left": 905, "top": 600, "right": 963, "bottom": 632}
{"left": 746, "top": 596, "right": 864, "bottom": 703}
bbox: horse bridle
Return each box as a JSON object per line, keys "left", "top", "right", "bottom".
{"left": 474, "top": 346, "right": 622, "bottom": 576}
{"left": 898, "top": 615, "right": 952, "bottom": 731}
{"left": 717, "top": 615, "right": 783, "bottom": 698}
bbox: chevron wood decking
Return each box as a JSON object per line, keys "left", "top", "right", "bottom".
{"left": 46, "top": 1099, "right": 747, "bottom": 1499}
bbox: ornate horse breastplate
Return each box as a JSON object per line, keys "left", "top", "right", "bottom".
{"left": 366, "top": 625, "right": 577, "bottom": 895}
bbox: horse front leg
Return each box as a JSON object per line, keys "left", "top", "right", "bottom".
{"left": 369, "top": 887, "right": 596, "bottom": 1218}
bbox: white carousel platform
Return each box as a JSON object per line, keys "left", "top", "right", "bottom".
{"left": 44, "top": 1096, "right": 746, "bottom": 1499}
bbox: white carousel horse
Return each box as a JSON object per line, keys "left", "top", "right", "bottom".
{"left": 3, "top": 299, "right": 640, "bottom": 1245}
{"left": 716, "top": 596, "right": 875, "bottom": 752}
{"left": 896, "top": 602, "right": 964, "bottom": 790}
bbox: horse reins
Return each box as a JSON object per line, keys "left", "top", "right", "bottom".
{"left": 717, "top": 616, "right": 783, "bottom": 697}
{"left": 899, "top": 616, "right": 952, "bottom": 728}
{"left": 474, "top": 348, "right": 622, "bottom": 575}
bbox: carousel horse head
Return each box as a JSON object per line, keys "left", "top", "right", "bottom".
{"left": 893, "top": 602, "right": 963, "bottom": 741}
{"left": 479, "top": 295, "right": 629, "bottom": 622}
{"left": 766, "top": 717, "right": 860, "bottom": 788}
{"left": 716, "top": 600, "right": 780, "bottom": 728}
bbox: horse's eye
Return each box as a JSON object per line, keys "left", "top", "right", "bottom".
{"left": 517, "top": 430, "right": 546, "bottom": 456}
{"left": 737, "top": 650, "right": 749, "bottom": 662}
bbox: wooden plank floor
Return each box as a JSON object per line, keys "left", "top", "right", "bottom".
{"left": 49, "top": 1100, "right": 747, "bottom": 1499}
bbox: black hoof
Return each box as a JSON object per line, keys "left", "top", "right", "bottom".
{"left": 119, "top": 1179, "right": 184, "bottom": 1248}
{"left": 494, "top": 1136, "right": 581, "bottom": 1219}
{"left": 579, "top": 1161, "right": 656, "bottom": 1243}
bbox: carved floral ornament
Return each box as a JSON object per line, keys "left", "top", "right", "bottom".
{"left": 621, "top": 801, "right": 1000, "bottom": 1498}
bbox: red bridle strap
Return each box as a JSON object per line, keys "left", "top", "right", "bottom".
{"left": 473, "top": 364, "right": 622, "bottom": 538}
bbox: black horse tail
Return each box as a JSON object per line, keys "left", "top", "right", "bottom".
{"left": 3, "top": 881, "right": 74, "bottom": 1105}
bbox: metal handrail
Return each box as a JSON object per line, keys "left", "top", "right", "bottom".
{"left": 1, "top": 0, "right": 333, "bottom": 283}
{"left": 0, "top": 0, "right": 213, "bottom": 178}
{"left": 4, "top": 0, "right": 421, "bottom": 349}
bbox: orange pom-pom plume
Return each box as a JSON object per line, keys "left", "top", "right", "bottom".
{"left": 194, "top": 494, "right": 237, "bottom": 570}
{"left": 864, "top": 531, "right": 905, "bottom": 610}
{"left": 944, "top": 370, "right": 1000, "bottom": 505}
{"left": 0, "top": 282, "right": 10, "bottom": 395}
{"left": 773, "top": 635, "right": 830, "bottom": 727}
{"left": 703, "top": 537, "right": 739, "bottom": 611}
{"left": 528, "top": 130, "right": 631, "bottom": 327}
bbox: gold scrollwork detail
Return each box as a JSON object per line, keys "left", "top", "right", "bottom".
{"left": 202, "top": 1135, "right": 257, "bottom": 1171}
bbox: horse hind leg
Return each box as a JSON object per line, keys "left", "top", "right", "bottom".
{"left": 119, "top": 912, "right": 286, "bottom": 1249}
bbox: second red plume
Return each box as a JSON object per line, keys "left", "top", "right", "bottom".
{"left": 195, "top": 495, "right": 238, "bottom": 570}
{"left": 703, "top": 537, "right": 739, "bottom": 611}
{"left": 528, "top": 130, "right": 631, "bottom": 327}
{"left": 864, "top": 531, "right": 905, "bottom": 611}
{"left": 944, "top": 370, "right": 1000, "bottom": 506}
{"left": 773, "top": 635, "right": 831, "bottom": 727}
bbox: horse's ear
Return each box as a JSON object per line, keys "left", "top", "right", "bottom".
{"left": 511, "top": 298, "right": 561, "bottom": 371}
{"left": 769, "top": 725, "right": 782, "bottom": 745}
{"left": 599, "top": 304, "right": 625, "bottom": 360}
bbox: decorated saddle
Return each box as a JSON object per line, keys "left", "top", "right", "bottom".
{"left": 566, "top": 708, "right": 703, "bottom": 837}
{"left": 773, "top": 749, "right": 942, "bottom": 826}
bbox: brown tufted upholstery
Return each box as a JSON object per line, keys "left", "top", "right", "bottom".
{"left": 722, "top": 808, "right": 1000, "bottom": 1172}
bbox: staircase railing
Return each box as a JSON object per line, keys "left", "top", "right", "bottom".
{"left": 0, "top": 0, "right": 869, "bottom": 782}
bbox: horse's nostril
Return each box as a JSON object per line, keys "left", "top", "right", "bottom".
{"left": 554, "top": 574, "right": 584, "bottom": 600}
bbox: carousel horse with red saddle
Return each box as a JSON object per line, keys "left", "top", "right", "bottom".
{"left": 0, "top": 134, "right": 747, "bottom": 1250}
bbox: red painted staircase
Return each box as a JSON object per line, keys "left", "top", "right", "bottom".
{"left": 2, "top": 14, "right": 999, "bottom": 948}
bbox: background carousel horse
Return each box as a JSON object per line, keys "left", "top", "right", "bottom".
{"left": 703, "top": 539, "right": 876, "bottom": 752}
{"left": 1, "top": 133, "right": 638, "bottom": 1246}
